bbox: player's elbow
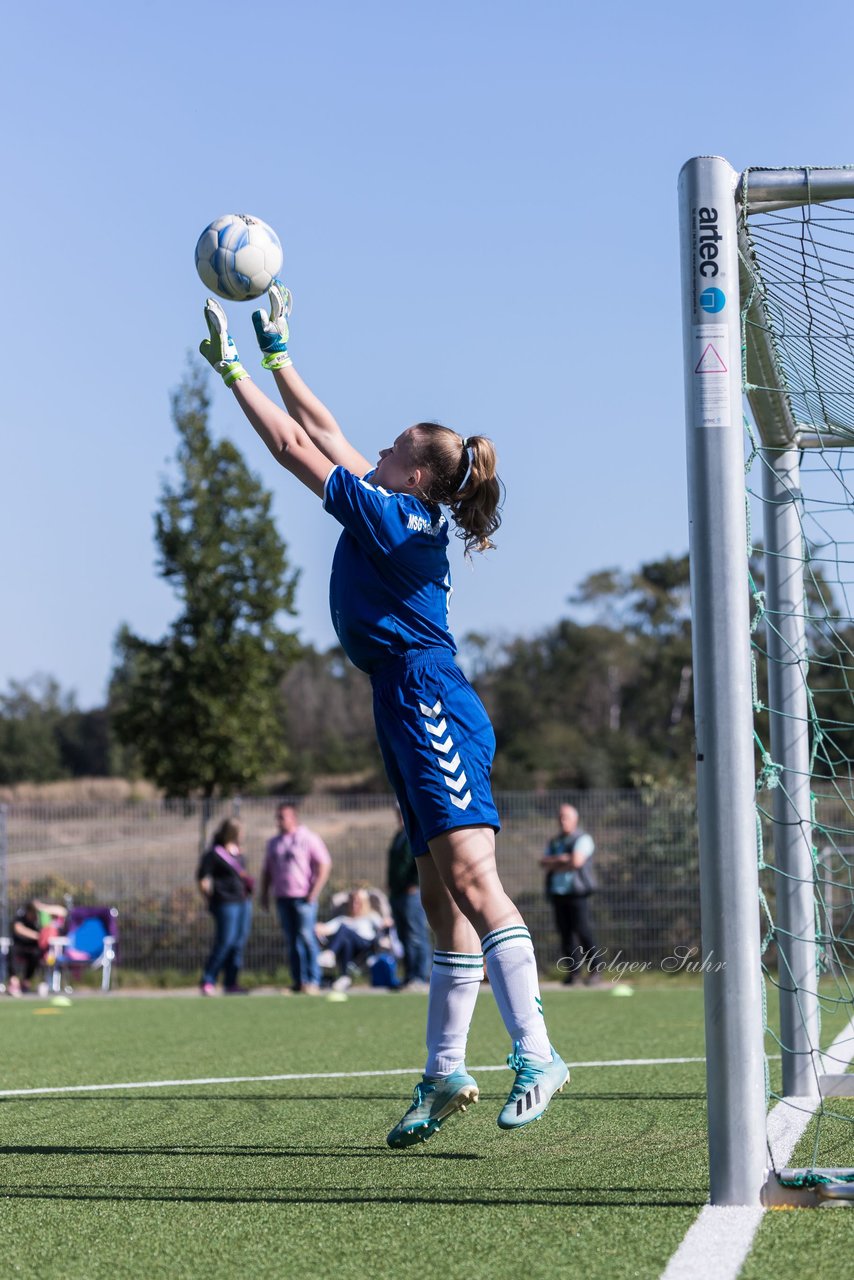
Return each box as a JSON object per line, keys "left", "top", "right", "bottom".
{"left": 278, "top": 422, "right": 312, "bottom": 461}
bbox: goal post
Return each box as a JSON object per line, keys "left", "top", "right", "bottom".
{"left": 678, "top": 155, "right": 768, "bottom": 1206}
{"left": 679, "top": 156, "right": 854, "bottom": 1207}
{"left": 758, "top": 446, "right": 819, "bottom": 1100}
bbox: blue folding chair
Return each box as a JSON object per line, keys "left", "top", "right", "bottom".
{"left": 49, "top": 907, "right": 118, "bottom": 993}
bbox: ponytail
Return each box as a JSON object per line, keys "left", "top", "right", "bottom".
{"left": 410, "top": 423, "right": 502, "bottom": 555}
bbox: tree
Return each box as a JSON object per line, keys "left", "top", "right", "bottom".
{"left": 277, "top": 645, "right": 380, "bottom": 785}
{"left": 110, "top": 365, "right": 301, "bottom": 797}
{"left": 483, "top": 620, "right": 641, "bottom": 789}
{"left": 0, "top": 676, "right": 73, "bottom": 784}
{"left": 477, "top": 554, "right": 696, "bottom": 789}
{"left": 56, "top": 706, "right": 112, "bottom": 777}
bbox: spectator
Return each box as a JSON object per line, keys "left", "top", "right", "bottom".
{"left": 387, "top": 811, "right": 432, "bottom": 990}
{"left": 316, "top": 886, "right": 393, "bottom": 991}
{"left": 197, "top": 817, "right": 254, "bottom": 996}
{"left": 7, "top": 899, "right": 68, "bottom": 996}
{"left": 261, "top": 803, "right": 331, "bottom": 995}
{"left": 541, "top": 804, "right": 601, "bottom": 986}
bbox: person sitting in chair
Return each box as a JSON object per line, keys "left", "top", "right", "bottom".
{"left": 316, "top": 887, "right": 393, "bottom": 991}
{"left": 7, "top": 899, "right": 67, "bottom": 996}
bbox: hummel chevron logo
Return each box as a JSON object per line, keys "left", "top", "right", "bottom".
{"left": 417, "top": 698, "right": 470, "bottom": 810}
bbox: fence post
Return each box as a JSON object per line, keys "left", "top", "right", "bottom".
{"left": 199, "top": 796, "right": 213, "bottom": 857}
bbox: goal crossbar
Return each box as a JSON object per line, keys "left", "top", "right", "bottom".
{"left": 738, "top": 166, "right": 854, "bottom": 213}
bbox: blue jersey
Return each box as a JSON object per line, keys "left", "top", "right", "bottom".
{"left": 323, "top": 466, "right": 456, "bottom": 674}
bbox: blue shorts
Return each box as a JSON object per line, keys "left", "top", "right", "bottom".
{"left": 371, "top": 648, "right": 501, "bottom": 856}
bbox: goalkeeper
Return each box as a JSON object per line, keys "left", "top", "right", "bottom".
{"left": 200, "top": 286, "right": 568, "bottom": 1147}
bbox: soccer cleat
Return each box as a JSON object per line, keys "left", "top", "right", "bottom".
{"left": 387, "top": 1070, "right": 479, "bottom": 1149}
{"left": 497, "top": 1043, "right": 569, "bottom": 1131}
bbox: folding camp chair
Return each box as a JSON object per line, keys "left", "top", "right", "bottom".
{"left": 318, "top": 887, "right": 402, "bottom": 987}
{"left": 48, "top": 906, "right": 119, "bottom": 993}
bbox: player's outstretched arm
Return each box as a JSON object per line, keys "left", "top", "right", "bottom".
{"left": 234, "top": 379, "right": 334, "bottom": 497}
{"left": 200, "top": 299, "right": 333, "bottom": 498}
{"left": 252, "top": 283, "right": 372, "bottom": 477}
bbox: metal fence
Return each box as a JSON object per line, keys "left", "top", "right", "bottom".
{"left": 0, "top": 790, "right": 701, "bottom": 983}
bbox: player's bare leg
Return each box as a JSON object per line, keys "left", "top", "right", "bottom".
{"left": 386, "top": 857, "right": 481, "bottom": 1149}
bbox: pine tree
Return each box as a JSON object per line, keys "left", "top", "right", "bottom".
{"left": 110, "top": 365, "right": 300, "bottom": 797}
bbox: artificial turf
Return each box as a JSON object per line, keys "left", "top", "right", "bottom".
{"left": 0, "top": 985, "right": 848, "bottom": 1279}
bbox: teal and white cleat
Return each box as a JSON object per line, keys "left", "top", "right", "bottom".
{"left": 387, "top": 1070, "right": 479, "bottom": 1149}
{"left": 497, "top": 1043, "right": 569, "bottom": 1131}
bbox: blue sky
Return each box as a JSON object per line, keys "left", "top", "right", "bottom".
{"left": 4, "top": 0, "right": 854, "bottom": 709}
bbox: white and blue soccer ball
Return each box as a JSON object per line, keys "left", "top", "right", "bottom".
{"left": 194, "top": 213, "right": 283, "bottom": 302}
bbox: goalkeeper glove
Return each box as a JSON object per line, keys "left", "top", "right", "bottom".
{"left": 199, "top": 298, "right": 249, "bottom": 387}
{"left": 252, "top": 281, "right": 293, "bottom": 370}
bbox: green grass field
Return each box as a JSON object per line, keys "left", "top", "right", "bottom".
{"left": 0, "top": 985, "right": 850, "bottom": 1279}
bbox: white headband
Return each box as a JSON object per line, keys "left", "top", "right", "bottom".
{"left": 456, "top": 440, "right": 474, "bottom": 494}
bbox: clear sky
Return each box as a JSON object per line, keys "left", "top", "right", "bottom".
{"left": 4, "top": 0, "right": 854, "bottom": 709}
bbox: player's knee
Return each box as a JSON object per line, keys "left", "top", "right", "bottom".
{"left": 419, "top": 886, "right": 455, "bottom": 933}
{"left": 445, "top": 868, "right": 494, "bottom": 918}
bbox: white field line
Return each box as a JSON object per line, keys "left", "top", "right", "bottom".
{"left": 0, "top": 1054, "right": 708, "bottom": 1099}
{"left": 661, "top": 1016, "right": 854, "bottom": 1280}
{"left": 661, "top": 1208, "right": 765, "bottom": 1280}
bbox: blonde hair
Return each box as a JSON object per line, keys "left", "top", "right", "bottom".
{"left": 410, "top": 423, "right": 502, "bottom": 554}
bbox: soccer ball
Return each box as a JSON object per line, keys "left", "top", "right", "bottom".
{"left": 194, "top": 213, "right": 283, "bottom": 302}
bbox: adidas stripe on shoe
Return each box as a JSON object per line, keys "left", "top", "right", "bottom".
{"left": 497, "top": 1043, "right": 569, "bottom": 1131}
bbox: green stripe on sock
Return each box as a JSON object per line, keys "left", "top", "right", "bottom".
{"left": 482, "top": 928, "right": 532, "bottom": 958}
{"left": 483, "top": 931, "right": 530, "bottom": 952}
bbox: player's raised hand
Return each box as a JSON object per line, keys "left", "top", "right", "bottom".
{"left": 199, "top": 298, "right": 249, "bottom": 387}
{"left": 252, "top": 282, "right": 293, "bottom": 370}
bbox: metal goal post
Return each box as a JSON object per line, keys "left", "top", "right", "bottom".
{"left": 678, "top": 156, "right": 854, "bottom": 1205}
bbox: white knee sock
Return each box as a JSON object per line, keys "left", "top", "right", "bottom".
{"left": 425, "top": 950, "right": 484, "bottom": 1077}
{"left": 481, "top": 925, "right": 551, "bottom": 1061}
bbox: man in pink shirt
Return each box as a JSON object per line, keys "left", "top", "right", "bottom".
{"left": 261, "top": 803, "right": 332, "bottom": 994}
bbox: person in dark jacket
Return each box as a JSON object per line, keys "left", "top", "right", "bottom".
{"left": 197, "top": 818, "right": 254, "bottom": 995}
{"left": 7, "top": 899, "right": 67, "bottom": 996}
{"left": 541, "top": 804, "right": 601, "bottom": 986}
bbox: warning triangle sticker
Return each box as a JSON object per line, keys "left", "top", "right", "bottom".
{"left": 695, "top": 343, "right": 727, "bottom": 374}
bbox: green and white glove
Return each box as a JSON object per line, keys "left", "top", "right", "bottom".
{"left": 252, "top": 281, "right": 293, "bottom": 370}
{"left": 199, "top": 298, "right": 249, "bottom": 387}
